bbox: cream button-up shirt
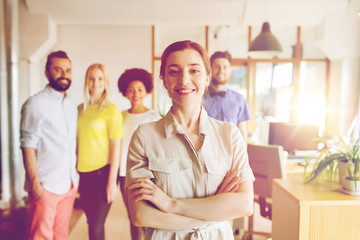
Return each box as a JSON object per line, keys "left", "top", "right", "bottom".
{"left": 126, "top": 109, "right": 255, "bottom": 240}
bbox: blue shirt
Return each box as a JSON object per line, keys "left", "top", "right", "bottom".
{"left": 20, "top": 85, "right": 79, "bottom": 194}
{"left": 202, "top": 87, "right": 251, "bottom": 124}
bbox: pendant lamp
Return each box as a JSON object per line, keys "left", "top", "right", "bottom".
{"left": 248, "top": 22, "right": 282, "bottom": 56}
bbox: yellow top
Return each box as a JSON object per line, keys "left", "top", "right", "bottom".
{"left": 77, "top": 102, "right": 123, "bottom": 172}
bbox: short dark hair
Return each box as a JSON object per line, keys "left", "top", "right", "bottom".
{"left": 45, "top": 51, "right": 70, "bottom": 72}
{"left": 159, "top": 40, "right": 211, "bottom": 79}
{"left": 210, "top": 51, "right": 232, "bottom": 66}
{"left": 118, "top": 68, "right": 153, "bottom": 97}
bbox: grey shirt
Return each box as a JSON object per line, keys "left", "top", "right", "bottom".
{"left": 20, "top": 85, "right": 79, "bottom": 194}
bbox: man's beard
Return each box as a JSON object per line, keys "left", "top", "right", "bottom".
{"left": 49, "top": 76, "right": 71, "bottom": 92}
{"left": 211, "top": 76, "right": 226, "bottom": 86}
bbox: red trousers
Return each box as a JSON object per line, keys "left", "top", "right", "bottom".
{"left": 28, "top": 185, "right": 77, "bottom": 240}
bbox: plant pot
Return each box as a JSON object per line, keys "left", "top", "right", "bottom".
{"left": 338, "top": 160, "right": 349, "bottom": 185}
{"left": 341, "top": 177, "right": 360, "bottom": 195}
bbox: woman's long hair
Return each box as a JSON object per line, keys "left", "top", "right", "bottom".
{"left": 83, "top": 63, "right": 110, "bottom": 110}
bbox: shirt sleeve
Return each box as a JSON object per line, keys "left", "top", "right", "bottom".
{"left": 107, "top": 104, "right": 123, "bottom": 139}
{"left": 237, "top": 95, "right": 252, "bottom": 123}
{"left": 125, "top": 125, "right": 155, "bottom": 187}
{"left": 230, "top": 124, "right": 255, "bottom": 182}
{"left": 20, "top": 98, "right": 42, "bottom": 149}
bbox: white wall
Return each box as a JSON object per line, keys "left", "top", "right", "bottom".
{"left": 50, "top": 24, "right": 152, "bottom": 110}
{"left": 20, "top": 22, "right": 153, "bottom": 111}
{"left": 18, "top": 0, "right": 360, "bottom": 133}
{"left": 339, "top": 59, "right": 360, "bottom": 134}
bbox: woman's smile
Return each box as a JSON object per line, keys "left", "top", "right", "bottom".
{"left": 162, "top": 49, "right": 210, "bottom": 108}
{"left": 175, "top": 87, "right": 196, "bottom": 95}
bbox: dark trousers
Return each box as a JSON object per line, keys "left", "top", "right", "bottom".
{"left": 79, "top": 165, "right": 112, "bottom": 240}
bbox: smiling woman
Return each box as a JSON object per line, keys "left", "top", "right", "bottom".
{"left": 117, "top": 68, "right": 161, "bottom": 239}
{"left": 77, "top": 63, "right": 123, "bottom": 240}
{"left": 161, "top": 48, "right": 210, "bottom": 113}
{"left": 125, "top": 40, "right": 255, "bottom": 240}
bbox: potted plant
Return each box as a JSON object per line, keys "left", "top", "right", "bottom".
{"left": 304, "top": 130, "right": 360, "bottom": 195}
{"left": 338, "top": 140, "right": 360, "bottom": 194}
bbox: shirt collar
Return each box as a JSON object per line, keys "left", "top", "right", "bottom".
{"left": 209, "top": 86, "right": 228, "bottom": 92}
{"left": 206, "top": 87, "right": 228, "bottom": 97}
{"left": 45, "top": 84, "right": 68, "bottom": 100}
{"left": 164, "top": 107, "right": 210, "bottom": 139}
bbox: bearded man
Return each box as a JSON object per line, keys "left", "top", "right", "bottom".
{"left": 20, "top": 50, "right": 79, "bottom": 239}
{"left": 202, "top": 51, "right": 251, "bottom": 142}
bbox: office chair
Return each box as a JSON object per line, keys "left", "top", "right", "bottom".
{"left": 242, "top": 143, "right": 287, "bottom": 240}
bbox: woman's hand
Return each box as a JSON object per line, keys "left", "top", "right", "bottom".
{"left": 216, "top": 171, "right": 241, "bottom": 194}
{"left": 127, "top": 178, "right": 174, "bottom": 213}
{"left": 106, "top": 180, "right": 118, "bottom": 203}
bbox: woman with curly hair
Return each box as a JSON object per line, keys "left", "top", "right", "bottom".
{"left": 118, "top": 68, "right": 161, "bottom": 240}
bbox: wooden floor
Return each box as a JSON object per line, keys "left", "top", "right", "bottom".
{"left": 68, "top": 188, "right": 131, "bottom": 240}
{"left": 68, "top": 188, "right": 271, "bottom": 240}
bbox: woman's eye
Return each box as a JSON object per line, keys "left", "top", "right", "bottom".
{"left": 168, "top": 69, "right": 179, "bottom": 75}
{"left": 190, "top": 69, "right": 200, "bottom": 74}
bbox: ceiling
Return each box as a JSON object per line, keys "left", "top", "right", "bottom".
{"left": 24, "top": 0, "right": 350, "bottom": 27}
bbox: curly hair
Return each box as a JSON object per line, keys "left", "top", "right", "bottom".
{"left": 118, "top": 68, "right": 153, "bottom": 97}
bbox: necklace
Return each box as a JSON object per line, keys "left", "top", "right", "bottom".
{"left": 198, "top": 133, "right": 205, "bottom": 142}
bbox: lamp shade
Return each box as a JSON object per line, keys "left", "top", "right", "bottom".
{"left": 248, "top": 22, "right": 282, "bottom": 55}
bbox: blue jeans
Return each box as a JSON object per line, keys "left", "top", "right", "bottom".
{"left": 79, "top": 164, "right": 112, "bottom": 240}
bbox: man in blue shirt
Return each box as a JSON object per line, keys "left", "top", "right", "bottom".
{"left": 202, "top": 51, "right": 251, "bottom": 142}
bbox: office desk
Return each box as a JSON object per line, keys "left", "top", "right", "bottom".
{"left": 272, "top": 174, "right": 360, "bottom": 240}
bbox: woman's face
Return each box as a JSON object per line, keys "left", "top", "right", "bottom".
{"left": 87, "top": 68, "right": 105, "bottom": 97}
{"left": 125, "top": 80, "right": 147, "bottom": 106}
{"left": 162, "top": 49, "right": 210, "bottom": 108}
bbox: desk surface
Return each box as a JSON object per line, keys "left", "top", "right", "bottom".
{"left": 272, "top": 174, "right": 360, "bottom": 240}
{"left": 274, "top": 174, "right": 360, "bottom": 205}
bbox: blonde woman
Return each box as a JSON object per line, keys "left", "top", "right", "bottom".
{"left": 77, "top": 63, "right": 122, "bottom": 240}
